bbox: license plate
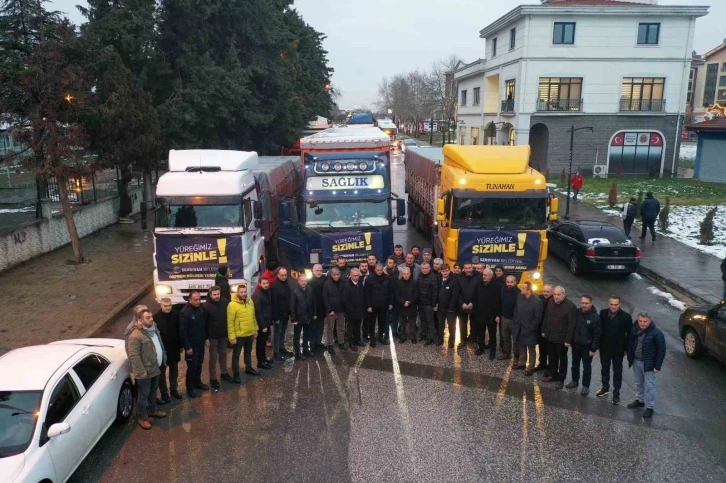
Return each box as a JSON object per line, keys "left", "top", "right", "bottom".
{"left": 189, "top": 284, "right": 210, "bottom": 290}
{"left": 607, "top": 265, "right": 626, "bottom": 270}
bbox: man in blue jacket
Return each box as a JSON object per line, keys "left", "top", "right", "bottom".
{"left": 626, "top": 312, "right": 666, "bottom": 418}
{"left": 639, "top": 191, "right": 661, "bottom": 242}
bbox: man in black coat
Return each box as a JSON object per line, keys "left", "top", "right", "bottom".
{"left": 498, "top": 275, "right": 520, "bottom": 362}
{"left": 394, "top": 266, "right": 418, "bottom": 343}
{"left": 639, "top": 191, "right": 661, "bottom": 242}
{"left": 596, "top": 296, "right": 633, "bottom": 405}
{"left": 271, "top": 268, "right": 294, "bottom": 360}
{"left": 203, "top": 286, "right": 231, "bottom": 389}
{"left": 323, "top": 268, "right": 346, "bottom": 352}
{"left": 308, "top": 264, "right": 328, "bottom": 352}
{"left": 384, "top": 257, "right": 401, "bottom": 337}
{"left": 567, "top": 295, "right": 601, "bottom": 396}
{"left": 179, "top": 291, "right": 208, "bottom": 398}
{"left": 437, "top": 264, "right": 458, "bottom": 348}
{"left": 343, "top": 268, "right": 366, "bottom": 352}
{"left": 153, "top": 298, "right": 182, "bottom": 402}
{"left": 513, "top": 282, "right": 543, "bottom": 375}
{"left": 453, "top": 262, "right": 478, "bottom": 346}
{"left": 621, "top": 197, "right": 637, "bottom": 239}
{"left": 252, "top": 277, "right": 274, "bottom": 370}
{"left": 416, "top": 262, "right": 439, "bottom": 345}
{"left": 537, "top": 284, "right": 554, "bottom": 373}
{"left": 541, "top": 286, "right": 576, "bottom": 389}
{"left": 365, "top": 263, "right": 392, "bottom": 347}
{"left": 290, "top": 276, "right": 315, "bottom": 360}
{"left": 474, "top": 268, "right": 502, "bottom": 359}
{"left": 214, "top": 265, "right": 231, "bottom": 301}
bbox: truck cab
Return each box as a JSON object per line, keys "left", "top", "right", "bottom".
{"left": 152, "top": 150, "right": 263, "bottom": 303}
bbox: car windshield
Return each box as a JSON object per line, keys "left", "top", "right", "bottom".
{"left": 452, "top": 196, "right": 547, "bottom": 229}
{"left": 403, "top": 139, "right": 417, "bottom": 145}
{"left": 306, "top": 201, "right": 389, "bottom": 228}
{"left": 0, "top": 391, "right": 42, "bottom": 458}
{"left": 155, "top": 204, "right": 241, "bottom": 228}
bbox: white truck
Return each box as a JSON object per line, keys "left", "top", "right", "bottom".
{"left": 152, "top": 150, "right": 265, "bottom": 304}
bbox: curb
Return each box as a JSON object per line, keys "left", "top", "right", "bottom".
{"left": 86, "top": 281, "right": 153, "bottom": 337}
{"left": 636, "top": 265, "right": 717, "bottom": 306}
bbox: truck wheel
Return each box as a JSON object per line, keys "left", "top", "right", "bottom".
{"left": 683, "top": 328, "right": 703, "bottom": 359}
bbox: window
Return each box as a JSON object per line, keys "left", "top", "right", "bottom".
{"left": 243, "top": 198, "right": 253, "bottom": 229}
{"left": 471, "top": 127, "right": 480, "bottom": 145}
{"left": 719, "top": 77, "right": 726, "bottom": 87}
{"left": 473, "top": 87, "right": 480, "bottom": 105}
{"left": 505, "top": 79, "right": 516, "bottom": 101}
{"left": 72, "top": 355, "right": 109, "bottom": 391}
{"left": 703, "top": 63, "right": 718, "bottom": 107}
{"left": 637, "top": 23, "right": 660, "bottom": 45}
{"left": 492, "top": 38, "right": 497, "bottom": 58}
{"left": 461, "top": 89, "right": 467, "bottom": 106}
{"left": 687, "top": 92, "right": 692, "bottom": 103}
{"left": 537, "top": 77, "right": 583, "bottom": 111}
{"left": 45, "top": 375, "right": 80, "bottom": 429}
{"left": 510, "top": 28, "right": 516, "bottom": 50}
{"left": 721, "top": 63, "right": 726, "bottom": 72}
{"left": 553, "top": 22, "right": 575, "bottom": 45}
{"left": 621, "top": 77, "right": 665, "bottom": 111}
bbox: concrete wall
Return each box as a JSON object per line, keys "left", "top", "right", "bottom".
{"left": 0, "top": 187, "right": 143, "bottom": 272}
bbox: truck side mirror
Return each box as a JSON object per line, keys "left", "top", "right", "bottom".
{"left": 396, "top": 198, "right": 406, "bottom": 217}
{"left": 548, "top": 196, "right": 559, "bottom": 221}
{"left": 437, "top": 198, "right": 445, "bottom": 217}
{"left": 253, "top": 200, "right": 263, "bottom": 219}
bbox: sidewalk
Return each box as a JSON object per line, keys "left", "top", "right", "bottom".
{"left": 558, "top": 195, "right": 724, "bottom": 306}
{"left": 0, "top": 217, "right": 153, "bottom": 355}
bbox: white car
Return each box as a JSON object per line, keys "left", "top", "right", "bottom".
{"left": 400, "top": 138, "right": 418, "bottom": 153}
{"left": 0, "top": 339, "right": 135, "bottom": 483}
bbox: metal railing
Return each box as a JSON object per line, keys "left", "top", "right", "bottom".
{"left": 501, "top": 99, "right": 515, "bottom": 112}
{"left": 536, "top": 98, "right": 583, "bottom": 111}
{"left": 620, "top": 98, "right": 665, "bottom": 112}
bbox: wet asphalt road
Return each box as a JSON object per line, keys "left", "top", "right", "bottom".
{"left": 71, "top": 152, "right": 726, "bottom": 483}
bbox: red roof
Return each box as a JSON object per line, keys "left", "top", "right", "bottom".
{"left": 543, "top": 0, "right": 651, "bottom": 5}
{"left": 686, "top": 117, "right": 726, "bottom": 132}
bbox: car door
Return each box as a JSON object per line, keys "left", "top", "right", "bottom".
{"left": 72, "top": 354, "right": 114, "bottom": 431}
{"left": 558, "top": 224, "right": 577, "bottom": 259}
{"left": 705, "top": 303, "right": 726, "bottom": 360}
{"left": 43, "top": 372, "right": 96, "bottom": 482}
{"left": 548, "top": 224, "right": 563, "bottom": 258}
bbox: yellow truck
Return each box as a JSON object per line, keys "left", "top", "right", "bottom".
{"left": 404, "top": 144, "right": 558, "bottom": 291}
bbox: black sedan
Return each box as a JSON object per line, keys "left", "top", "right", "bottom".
{"left": 679, "top": 301, "right": 726, "bottom": 363}
{"left": 547, "top": 220, "right": 641, "bottom": 275}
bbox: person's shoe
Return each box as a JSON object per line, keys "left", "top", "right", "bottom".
{"left": 639, "top": 237, "right": 645, "bottom": 241}
{"left": 274, "top": 353, "right": 286, "bottom": 362}
{"left": 411, "top": 338, "right": 418, "bottom": 344}
{"left": 246, "top": 368, "right": 261, "bottom": 376}
{"left": 448, "top": 340, "right": 455, "bottom": 348}
{"left": 265, "top": 358, "right": 275, "bottom": 364}
{"left": 303, "top": 349, "right": 313, "bottom": 357}
{"left": 458, "top": 341, "right": 467, "bottom": 348}
{"left": 596, "top": 387, "right": 609, "bottom": 398}
{"left": 171, "top": 390, "right": 183, "bottom": 400}
{"left": 210, "top": 379, "right": 220, "bottom": 390}
{"left": 161, "top": 393, "right": 172, "bottom": 404}
{"left": 221, "top": 373, "right": 233, "bottom": 383}
{"left": 565, "top": 380, "right": 579, "bottom": 389}
{"left": 316, "top": 342, "right": 327, "bottom": 350}
{"left": 627, "top": 400, "right": 645, "bottom": 408}
{"left": 327, "top": 345, "right": 336, "bottom": 355}
{"left": 543, "top": 371, "right": 551, "bottom": 378}
{"left": 295, "top": 353, "right": 306, "bottom": 361}
{"left": 496, "top": 353, "right": 511, "bottom": 360}
{"left": 612, "top": 393, "right": 621, "bottom": 405}
{"left": 541, "top": 376, "right": 555, "bottom": 383}
{"left": 156, "top": 397, "right": 168, "bottom": 406}
{"left": 488, "top": 353, "right": 496, "bottom": 360}
{"left": 381, "top": 338, "right": 390, "bottom": 345}
{"left": 399, "top": 337, "right": 406, "bottom": 344}
{"left": 513, "top": 365, "right": 526, "bottom": 370}
{"left": 652, "top": 237, "right": 656, "bottom": 242}
{"left": 195, "top": 383, "right": 210, "bottom": 391}
{"left": 534, "top": 364, "right": 546, "bottom": 372}
{"left": 281, "top": 348, "right": 295, "bottom": 356}
{"left": 187, "top": 389, "right": 197, "bottom": 398}
{"left": 232, "top": 375, "right": 241, "bottom": 384}
{"left": 554, "top": 381, "right": 564, "bottom": 390}
{"left": 349, "top": 344, "right": 358, "bottom": 352}
{"left": 512, "top": 359, "right": 520, "bottom": 367}
{"left": 370, "top": 341, "right": 377, "bottom": 348}
{"left": 425, "top": 339, "right": 435, "bottom": 346}
{"left": 643, "top": 408, "right": 654, "bottom": 419}
{"left": 580, "top": 387, "right": 589, "bottom": 396}
{"left": 138, "top": 418, "right": 152, "bottom": 430}
{"left": 475, "top": 347, "right": 486, "bottom": 356}
{"left": 260, "top": 362, "right": 273, "bottom": 370}
{"left": 524, "top": 370, "right": 533, "bottom": 377}
{"left": 148, "top": 410, "right": 167, "bottom": 419}
{"left": 339, "top": 343, "right": 348, "bottom": 351}
{"left": 436, "top": 339, "right": 444, "bottom": 347}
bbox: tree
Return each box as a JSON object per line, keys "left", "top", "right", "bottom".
{"left": 608, "top": 181, "right": 618, "bottom": 208}
{"left": 699, "top": 207, "right": 717, "bottom": 245}
{"left": 658, "top": 196, "right": 670, "bottom": 232}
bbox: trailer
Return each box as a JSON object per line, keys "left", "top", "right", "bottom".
{"left": 404, "top": 147, "right": 444, "bottom": 234}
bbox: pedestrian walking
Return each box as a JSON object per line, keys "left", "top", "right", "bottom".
{"left": 323, "top": 268, "right": 346, "bottom": 353}
{"left": 437, "top": 264, "right": 457, "bottom": 347}
{"left": 498, "top": 275, "right": 520, "bottom": 362}
{"left": 474, "top": 268, "right": 501, "bottom": 359}
{"left": 639, "top": 191, "right": 661, "bottom": 242}
{"left": 227, "top": 283, "right": 260, "bottom": 380}
{"left": 271, "top": 268, "right": 294, "bottom": 360}
{"left": 621, "top": 197, "right": 637, "bottom": 239}
{"left": 215, "top": 265, "right": 232, "bottom": 301}
{"left": 203, "top": 286, "right": 231, "bottom": 389}
{"left": 626, "top": 312, "right": 666, "bottom": 418}
{"left": 252, "top": 277, "right": 274, "bottom": 370}
{"left": 416, "top": 262, "right": 439, "bottom": 345}
{"left": 597, "top": 296, "right": 633, "bottom": 405}
{"left": 394, "top": 267, "right": 418, "bottom": 343}
{"left": 343, "top": 268, "right": 366, "bottom": 352}
{"left": 453, "top": 262, "right": 478, "bottom": 345}
{"left": 153, "top": 298, "right": 182, "bottom": 402}
{"left": 536, "top": 284, "right": 554, "bottom": 373}
{"left": 570, "top": 171, "right": 584, "bottom": 202}
{"left": 179, "top": 291, "right": 208, "bottom": 398}
{"left": 308, "top": 264, "right": 328, "bottom": 353}
{"left": 541, "top": 286, "right": 576, "bottom": 389}
{"left": 126, "top": 309, "right": 167, "bottom": 429}
{"left": 365, "top": 262, "right": 392, "bottom": 346}
{"left": 398, "top": 253, "right": 422, "bottom": 280}
{"left": 513, "top": 282, "right": 543, "bottom": 375}
{"left": 393, "top": 244, "right": 405, "bottom": 265}
{"left": 566, "top": 295, "right": 601, "bottom": 396}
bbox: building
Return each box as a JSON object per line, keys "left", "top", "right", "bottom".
{"left": 453, "top": 0, "right": 708, "bottom": 177}
{"left": 686, "top": 109, "right": 726, "bottom": 183}
{"left": 688, "top": 40, "right": 726, "bottom": 120}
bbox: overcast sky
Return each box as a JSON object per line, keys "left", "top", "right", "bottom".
{"left": 54, "top": 0, "right": 721, "bottom": 108}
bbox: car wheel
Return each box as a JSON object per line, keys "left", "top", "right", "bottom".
{"left": 115, "top": 380, "right": 135, "bottom": 424}
{"left": 683, "top": 328, "right": 703, "bottom": 359}
{"left": 569, "top": 253, "right": 581, "bottom": 275}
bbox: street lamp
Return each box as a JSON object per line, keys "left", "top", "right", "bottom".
{"left": 564, "top": 125, "right": 594, "bottom": 220}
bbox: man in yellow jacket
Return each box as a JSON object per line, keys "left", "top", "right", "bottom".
{"left": 227, "top": 283, "right": 260, "bottom": 381}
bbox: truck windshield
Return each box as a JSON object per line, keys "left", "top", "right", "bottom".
{"left": 306, "top": 201, "right": 389, "bottom": 228}
{"left": 452, "top": 196, "right": 547, "bottom": 229}
{"left": 0, "top": 390, "right": 41, "bottom": 458}
{"left": 155, "top": 204, "right": 241, "bottom": 228}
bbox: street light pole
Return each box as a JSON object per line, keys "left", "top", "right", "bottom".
{"left": 429, "top": 111, "right": 434, "bottom": 145}
{"left": 564, "top": 125, "right": 594, "bottom": 220}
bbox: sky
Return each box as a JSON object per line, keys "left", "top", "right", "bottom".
{"left": 53, "top": 0, "right": 723, "bottom": 109}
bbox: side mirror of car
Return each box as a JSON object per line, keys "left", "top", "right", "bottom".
{"left": 47, "top": 422, "right": 71, "bottom": 438}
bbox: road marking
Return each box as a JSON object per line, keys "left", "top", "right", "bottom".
{"left": 389, "top": 335, "right": 418, "bottom": 477}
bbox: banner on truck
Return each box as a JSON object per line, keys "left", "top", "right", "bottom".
{"left": 156, "top": 236, "right": 243, "bottom": 281}
{"left": 458, "top": 230, "right": 540, "bottom": 271}
{"left": 322, "top": 231, "right": 382, "bottom": 264}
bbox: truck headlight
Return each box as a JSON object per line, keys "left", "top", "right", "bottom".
{"left": 310, "top": 252, "right": 321, "bottom": 264}
{"left": 531, "top": 271, "right": 542, "bottom": 280}
{"left": 155, "top": 284, "right": 172, "bottom": 296}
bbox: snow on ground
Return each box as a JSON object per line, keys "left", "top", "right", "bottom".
{"left": 647, "top": 286, "right": 688, "bottom": 311}
{"left": 660, "top": 204, "right": 726, "bottom": 259}
{"left": 0, "top": 207, "right": 34, "bottom": 213}
{"left": 680, "top": 143, "right": 697, "bottom": 161}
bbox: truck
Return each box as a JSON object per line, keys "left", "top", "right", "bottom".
{"left": 377, "top": 118, "right": 399, "bottom": 150}
{"left": 404, "top": 144, "right": 558, "bottom": 292}
{"left": 276, "top": 125, "right": 406, "bottom": 272}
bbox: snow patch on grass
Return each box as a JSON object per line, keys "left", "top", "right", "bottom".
{"left": 680, "top": 144, "right": 697, "bottom": 162}
{"left": 663, "top": 205, "right": 726, "bottom": 259}
{"left": 647, "top": 286, "right": 688, "bottom": 311}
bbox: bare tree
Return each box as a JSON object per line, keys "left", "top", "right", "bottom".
{"left": 430, "top": 55, "right": 462, "bottom": 143}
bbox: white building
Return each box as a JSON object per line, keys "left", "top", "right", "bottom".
{"left": 454, "top": 0, "right": 708, "bottom": 177}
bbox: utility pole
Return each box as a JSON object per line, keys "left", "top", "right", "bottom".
{"left": 564, "top": 125, "right": 594, "bottom": 220}
{"left": 429, "top": 111, "right": 434, "bottom": 145}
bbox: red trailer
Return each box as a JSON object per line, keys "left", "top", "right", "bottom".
{"left": 403, "top": 147, "right": 443, "bottom": 236}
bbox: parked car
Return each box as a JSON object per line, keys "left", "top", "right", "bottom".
{"left": 0, "top": 339, "right": 134, "bottom": 483}
{"left": 547, "top": 220, "right": 641, "bottom": 275}
{"left": 400, "top": 138, "right": 418, "bottom": 152}
{"left": 679, "top": 301, "right": 726, "bottom": 363}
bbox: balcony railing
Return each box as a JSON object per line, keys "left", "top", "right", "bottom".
{"left": 501, "top": 99, "right": 515, "bottom": 112}
{"left": 536, "top": 99, "right": 583, "bottom": 112}
{"left": 620, "top": 98, "right": 665, "bottom": 112}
